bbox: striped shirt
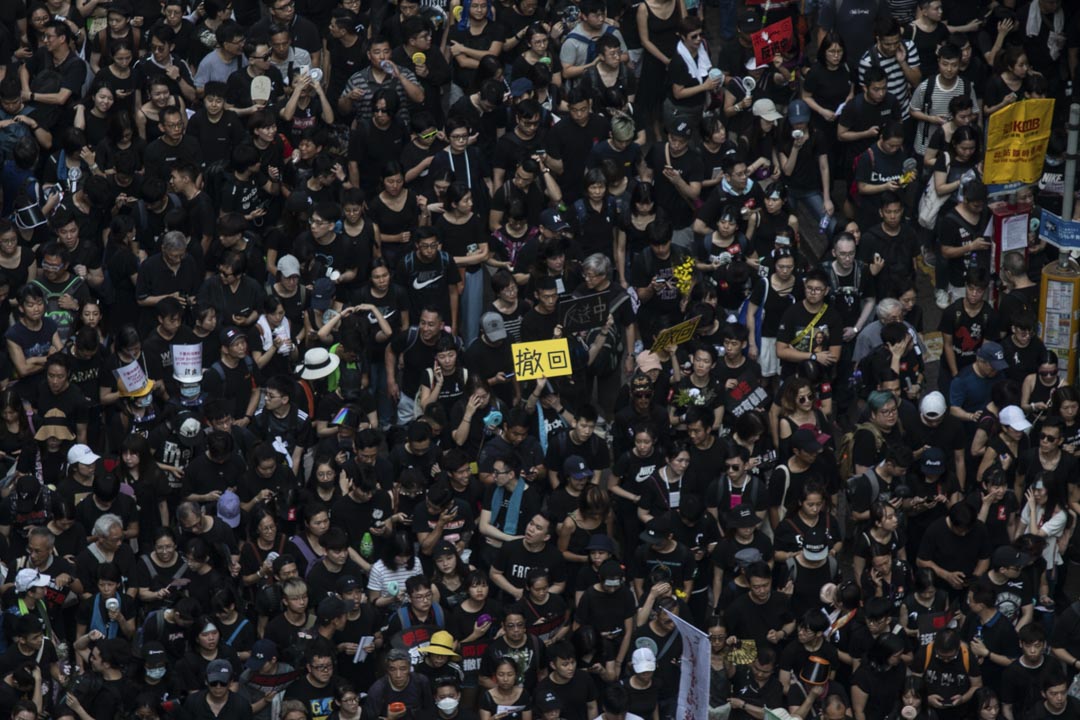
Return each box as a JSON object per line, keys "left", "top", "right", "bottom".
{"left": 909, "top": 74, "right": 977, "bottom": 154}
{"left": 857, "top": 41, "right": 921, "bottom": 121}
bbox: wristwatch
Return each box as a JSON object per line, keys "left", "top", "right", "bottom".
{"left": 810, "top": 353, "right": 817, "bottom": 362}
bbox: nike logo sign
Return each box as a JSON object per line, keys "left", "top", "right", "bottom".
{"left": 413, "top": 275, "right": 443, "bottom": 290}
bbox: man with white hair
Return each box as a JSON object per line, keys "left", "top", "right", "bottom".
{"left": 74, "top": 514, "right": 135, "bottom": 598}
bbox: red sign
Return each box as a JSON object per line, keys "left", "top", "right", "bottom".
{"left": 751, "top": 17, "right": 795, "bottom": 66}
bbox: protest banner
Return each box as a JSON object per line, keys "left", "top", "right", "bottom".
{"left": 651, "top": 316, "right": 702, "bottom": 353}
{"left": 511, "top": 338, "right": 573, "bottom": 381}
{"left": 983, "top": 99, "right": 1055, "bottom": 185}
{"left": 751, "top": 18, "right": 795, "bottom": 66}
{"left": 559, "top": 292, "right": 608, "bottom": 332}
{"left": 665, "top": 610, "right": 710, "bottom": 720}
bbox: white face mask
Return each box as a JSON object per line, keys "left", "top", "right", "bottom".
{"left": 146, "top": 666, "right": 167, "bottom": 680}
{"left": 436, "top": 698, "right": 459, "bottom": 714}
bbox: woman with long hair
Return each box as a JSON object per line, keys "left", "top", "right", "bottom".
{"left": 771, "top": 377, "right": 828, "bottom": 457}
{"left": 744, "top": 248, "right": 800, "bottom": 386}
{"left": 175, "top": 615, "right": 238, "bottom": 692}
{"left": 852, "top": 499, "right": 906, "bottom": 581}
{"left": 301, "top": 454, "right": 344, "bottom": 510}
{"left": 512, "top": 24, "right": 562, "bottom": 86}
{"left": 636, "top": 0, "right": 684, "bottom": 138}
{"left": 436, "top": 181, "right": 489, "bottom": 344}
{"left": 616, "top": 181, "right": 662, "bottom": 287}
{"left": 1021, "top": 350, "right": 1061, "bottom": 418}
{"left": 431, "top": 543, "right": 471, "bottom": 609}
{"left": 773, "top": 481, "right": 841, "bottom": 562}
{"left": 930, "top": 124, "right": 982, "bottom": 218}
{"left": 286, "top": 502, "right": 331, "bottom": 577}
{"left": 73, "top": 81, "right": 116, "bottom": 148}
{"left": 0, "top": 390, "right": 30, "bottom": 475}
{"left": 488, "top": 195, "right": 540, "bottom": 285}
{"left": 558, "top": 486, "right": 613, "bottom": 582}
{"left": 1019, "top": 472, "right": 1069, "bottom": 589}
{"left": 135, "top": 77, "right": 184, "bottom": 142}
{"left": 117, "top": 433, "right": 171, "bottom": 544}
{"left": 983, "top": 46, "right": 1031, "bottom": 116}
{"left": 367, "top": 530, "right": 425, "bottom": 610}
{"left": 450, "top": 375, "right": 504, "bottom": 458}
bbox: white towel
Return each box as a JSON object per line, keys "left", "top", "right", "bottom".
{"left": 1025, "top": 4, "right": 1065, "bottom": 60}
{"left": 676, "top": 39, "right": 712, "bottom": 83}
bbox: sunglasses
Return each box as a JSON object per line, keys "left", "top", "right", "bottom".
{"left": 1040, "top": 433, "right": 1060, "bottom": 442}
{"left": 419, "top": 130, "right": 438, "bottom": 140}
{"left": 1039, "top": 370, "right": 1058, "bottom": 377}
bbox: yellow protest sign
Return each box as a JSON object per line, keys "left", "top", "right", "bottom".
{"left": 983, "top": 99, "right": 1055, "bottom": 185}
{"left": 511, "top": 338, "right": 573, "bottom": 381}
{"left": 651, "top": 315, "right": 702, "bottom": 353}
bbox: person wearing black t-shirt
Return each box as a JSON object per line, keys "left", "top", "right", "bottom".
{"left": 775, "top": 268, "right": 843, "bottom": 380}
{"left": 725, "top": 562, "right": 796, "bottom": 654}
{"left": 642, "top": 123, "right": 703, "bottom": 242}
{"left": 938, "top": 268, "right": 998, "bottom": 387}
{"left": 837, "top": 68, "right": 901, "bottom": 168}
{"left": 858, "top": 194, "right": 918, "bottom": 290}
{"left": 534, "top": 641, "right": 599, "bottom": 720}
{"left": 938, "top": 181, "right": 993, "bottom": 299}
{"left": 852, "top": 121, "right": 907, "bottom": 230}
{"left": 490, "top": 513, "right": 567, "bottom": 601}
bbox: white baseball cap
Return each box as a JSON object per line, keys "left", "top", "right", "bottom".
{"left": 631, "top": 647, "right": 656, "bottom": 673}
{"left": 919, "top": 392, "right": 946, "bottom": 419}
{"left": 15, "top": 568, "right": 51, "bottom": 594}
{"left": 999, "top": 405, "right": 1032, "bottom": 433}
{"left": 66, "top": 444, "right": 101, "bottom": 466}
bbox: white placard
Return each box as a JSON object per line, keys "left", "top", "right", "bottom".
{"left": 171, "top": 343, "right": 203, "bottom": 381}
{"left": 114, "top": 360, "right": 148, "bottom": 395}
{"left": 1000, "top": 213, "right": 1028, "bottom": 253}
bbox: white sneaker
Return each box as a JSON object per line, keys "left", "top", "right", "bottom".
{"left": 935, "top": 289, "right": 950, "bottom": 309}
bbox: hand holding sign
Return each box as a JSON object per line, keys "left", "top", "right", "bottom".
{"left": 751, "top": 18, "right": 794, "bottom": 67}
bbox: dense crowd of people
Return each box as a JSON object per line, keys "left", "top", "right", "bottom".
{"left": 0, "top": 0, "right": 1077, "bottom": 719}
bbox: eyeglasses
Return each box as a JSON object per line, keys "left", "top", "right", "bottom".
{"left": 208, "top": 681, "right": 229, "bottom": 688}
{"left": 310, "top": 663, "right": 333, "bottom": 671}
{"left": 250, "top": 53, "right": 271, "bottom": 61}
{"left": 1039, "top": 370, "right": 1058, "bottom": 377}
{"left": 1040, "top": 433, "right": 1060, "bottom": 442}
{"left": 419, "top": 130, "right": 438, "bottom": 140}
{"left": 797, "top": 395, "right": 814, "bottom": 403}
{"left": 725, "top": 464, "right": 742, "bottom": 471}
{"left": 877, "top": 406, "right": 898, "bottom": 415}
{"left": 417, "top": 241, "right": 439, "bottom": 250}
{"left": 804, "top": 286, "right": 827, "bottom": 294}
{"left": 373, "top": 107, "right": 390, "bottom": 115}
